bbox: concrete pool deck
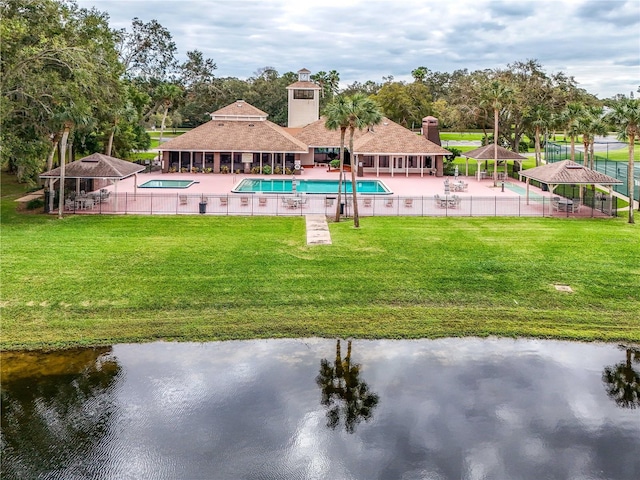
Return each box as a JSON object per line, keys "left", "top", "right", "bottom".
{"left": 112, "top": 167, "right": 528, "bottom": 198}
{"left": 72, "top": 167, "right": 613, "bottom": 218}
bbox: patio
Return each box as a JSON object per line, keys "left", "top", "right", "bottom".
{"left": 60, "top": 167, "right": 615, "bottom": 218}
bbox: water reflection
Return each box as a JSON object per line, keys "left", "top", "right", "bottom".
{"left": 316, "top": 339, "right": 379, "bottom": 433}
{"left": 1, "top": 347, "right": 121, "bottom": 480}
{"left": 1, "top": 339, "right": 639, "bottom": 480}
{"left": 602, "top": 344, "right": 640, "bottom": 409}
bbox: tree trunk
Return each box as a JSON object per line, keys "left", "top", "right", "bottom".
{"left": 57, "top": 127, "right": 70, "bottom": 219}
{"left": 534, "top": 126, "right": 541, "bottom": 166}
{"left": 493, "top": 108, "right": 499, "bottom": 186}
{"left": 106, "top": 120, "right": 116, "bottom": 156}
{"left": 349, "top": 127, "right": 360, "bottom": 228}
{"left": 159, "top": 104, "right": 169, "bottom": 145}
{"left": 335, "top": 128, "right": 346, "bottom": 222}
{"left": 628, "top": 133, "right": 635, "bottom": 223}
{"left": 46, "top": 136, "right": 60, "bottom": 205}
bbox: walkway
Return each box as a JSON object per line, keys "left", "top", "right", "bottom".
{"left": 305, "top": 215, "right": 332, "bottom": 245}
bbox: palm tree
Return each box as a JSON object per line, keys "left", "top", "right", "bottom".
{"left": 324, "top": 96, "right": 349, "bottom": 222}
{"left": 528, "top": 104, "right": 552, "bottom": 167}
{"left": 606, "top": 98, "right": 640, "bottom": 223}
{"left": 344, "top": 93, "right": 383, "bottom": 227}
{"left": 482, "top": 79, "right": 514, "bottom": 185}
{"left": 155, "top": 82, "right": 183, "bottom": 146}
{"left": 602, "top": 345, "right": 640, "bottom": 409}
{"left": 316, "top": 339, "right": 380, "bottom": 433}
{"left": 559, "top": 102, "right": 584, "bottom": 163}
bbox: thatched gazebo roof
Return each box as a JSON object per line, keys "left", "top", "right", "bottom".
{"left": 518, "top": 160, "right": 623, "bottom": 186}
{"left": 463, "top": 144, "right": 528, "bottom": 161}
{"left": 40, "top": 153, "right": 145, "bottom": 180}
{"left": 462, "top": 145, "right": 528, "bottom": 181}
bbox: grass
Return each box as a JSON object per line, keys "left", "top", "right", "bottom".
{"left": 2, "top": 174, "right": 639, "bottom": 351}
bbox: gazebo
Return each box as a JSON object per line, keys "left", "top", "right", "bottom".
{"left": 40, "top": 153, "right": 145, "bottom": 213}
{"left": 462, "top": 145, "right": 528, "bottom": 182}
{"left": 518, "top": 160, "right": 623, "bottom": 206}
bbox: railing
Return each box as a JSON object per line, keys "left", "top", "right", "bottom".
{"left": 58, "top": 192, "right": 618, "bottom": 218}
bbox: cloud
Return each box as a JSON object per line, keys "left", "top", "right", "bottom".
{"left": 77, "top": 0, "right": 640, "bottom": 98}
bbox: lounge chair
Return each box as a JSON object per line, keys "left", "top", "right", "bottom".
{"left": 258, "top": 196, "right": 268, "bottom": 207}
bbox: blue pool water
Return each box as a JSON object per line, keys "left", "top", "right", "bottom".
{"left": 232, "top": 178, "right": 392, "bottom": 194}
{"left": 139, "top": 179, "right": 196, "bottom": 189}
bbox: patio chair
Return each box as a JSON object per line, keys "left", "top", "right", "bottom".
{"left": 179, "top": 195, "right": 188, "bottom": 205}
{"left": 325, "top": 197, "right": 335, "bottom": 207}
{"left": 385, "top": 198, "right": 394, "bottom": 208}
{"left": 258, "top": 196, "right": 268, "bottom": 207}
{"left": 219, "top": 196, "right": 228, "bottom": 207}
{"left": 363, "top": 197, "right": 372, "bottom": 208}
{"left": 240, "top": 196, "right": 250, "bottom": 207}
{"left": 404, "top": 198, "right": 413, "bottom": 208}
{"left": 551, "top": 196, "right": 560, "bottom": 211}
{"left": 64, "top": 198, "right": 74, "bottom": 210}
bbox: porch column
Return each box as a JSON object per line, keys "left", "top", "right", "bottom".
{"left": 420, "top": 156, "right": 424, "bottom": 177}
{"left": 376, "top": 155, "right": 379, "bottom": 177}
{"left": 231, "top": 152, "right": 234, "bottom": 173}
{"left": 214, "top": 152, "right": 221, "bottom": 173}
{"left": 190, "top": 151, "right": 193, "bottom": 171}
{"left": 406, "top": 155, "right": 409, "bottom": 177}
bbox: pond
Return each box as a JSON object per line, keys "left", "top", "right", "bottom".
{"left": 1, "top": 338, "right": 639, "bottom": 480}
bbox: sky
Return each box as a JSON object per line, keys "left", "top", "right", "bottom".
{"left": 76, "top": 0, "right": 640, "bottom": 99}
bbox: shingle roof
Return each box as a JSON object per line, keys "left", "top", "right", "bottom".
{"left": 160, "top": 118, "right": 308, "bottom": 153}
{"left": 40, "top": 153, "right": 145, "bottom": 179}
{"left": 210, "top": 101, "right": 268, "bottom": 119}
{"left": 294, "top": 117, "right": 366, "bottom": 147}
{"left": 519, "top": 160, "right": 623, "bottom": 185}
{"left": 294, "top": 117, "right": 451, "bottom": 156}
{"left": 354, "top": 118, "right": 451, "bottom": 155}
{"left": 463, "top": 144, "right": 528, "bottom": 160}
{"left": 286, "top": 81, "right": 321, "bottom": 90}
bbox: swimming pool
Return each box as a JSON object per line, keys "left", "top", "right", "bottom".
{"left": 139, "top": 180, "right": 197, "bottom": 189}
{"left": 232, "top": 178, "right": 392, "bottom": 195}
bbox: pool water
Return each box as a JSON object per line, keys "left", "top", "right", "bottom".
{"left": 139, "top": 179, "right": 196, "bottom": 189}
{"left": 232, "top": 178, "right": 392, "bottom": 194}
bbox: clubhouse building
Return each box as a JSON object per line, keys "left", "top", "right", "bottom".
{"left": 160, "top": 69, "right": 451, "bottom": 177}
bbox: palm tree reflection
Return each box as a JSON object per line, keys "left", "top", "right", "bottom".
{"left": 316, "top": 339, "right": 379, "bottom": 433}
{"left": 1, "top": 347, "right": 121, "bottom": 478}
{"left": 602, "top": 344, "right": 640, "bottom": 409}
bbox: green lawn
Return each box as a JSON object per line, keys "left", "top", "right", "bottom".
{"left": 2, "top": 174, "right": 638, "bottom": 350}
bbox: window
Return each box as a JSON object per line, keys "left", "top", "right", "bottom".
{"left": 293, "top": 89, "right": 314, "bottom": 100}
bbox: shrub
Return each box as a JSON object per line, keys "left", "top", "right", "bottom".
{"left": 221, "top": 166, "right": 229, "bottom": 174}
{"left": 330, "top": 159, "right": 340, "bottom": 169}
{"left": 285, "top": 167, "right": 294, "bottom": 175}
{"left": 26, "top": 198, "right": 44, "bottom": 210}
{"left": 262, "top": 165, "right": 272, "bottom": 175}
{"left": 274, "top": 166, "right": 282, "bottom": 175}
{"left": 251, "top": 166, "right": 260, "bottom": 174}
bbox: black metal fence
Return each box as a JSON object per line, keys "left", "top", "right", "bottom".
{"left": 57, "top": 192, "right": 618, "bottom": 218}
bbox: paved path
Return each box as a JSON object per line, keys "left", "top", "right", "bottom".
{"left": 305, "top": 215, "right": 332, "bottom": 245}
{"left": 15, "top": 189, "right": 44, "bottom": 203}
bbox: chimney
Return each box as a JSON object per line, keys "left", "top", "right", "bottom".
{"left": 422, "top": 116, "right": 441, "bottom": 146}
